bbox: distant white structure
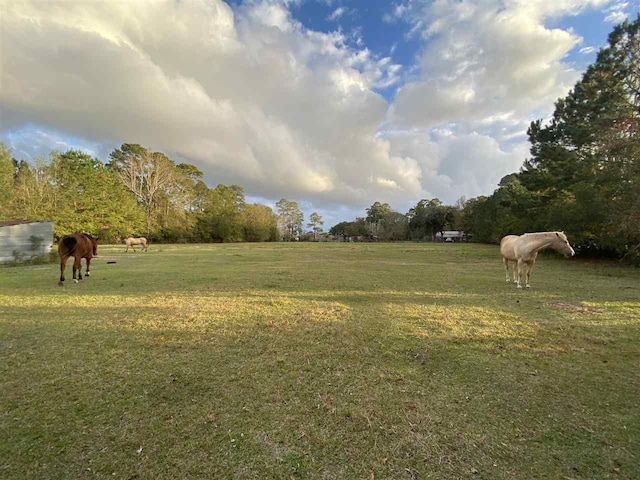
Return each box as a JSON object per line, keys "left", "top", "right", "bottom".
{"left": 0, "top": 220, "right": 54, "bottom": 263}
{"left": 435, "top": 230, "right": 466, "bottom": 242}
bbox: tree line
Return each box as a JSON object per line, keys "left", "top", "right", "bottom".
{"left": 331, "top": 17, "right": 640, "bottom": 262}
{"left": 0, "top": 143, "right": 282, "bottom": 242}
{"left": 0, "top": 141, "right": 327, "bottom": 243}
{"left": 329, "top": 199, "right": 462, "bottom": 242}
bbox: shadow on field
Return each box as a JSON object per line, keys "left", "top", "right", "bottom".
{"left": 2, "top": 285, "right": 639, "bottom": 479}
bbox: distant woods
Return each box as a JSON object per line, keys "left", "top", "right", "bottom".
{"left": 0, "top": 143, "right": 280, "bottom": 243}
{"left": 329, "top": 199, "right": 460, "bottom": 243}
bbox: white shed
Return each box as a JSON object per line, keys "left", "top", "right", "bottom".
{"left": 435, "top": 230, "right": 466, "bottom": 242}
{"left": 0, "top": 220, "right": 54, "bottom": 263}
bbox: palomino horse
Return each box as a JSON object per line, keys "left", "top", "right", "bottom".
{"left": 124, "top": 237, "right": 148, "bottom": 252}
{"left": 58, "top": 233, "right": 98, "bottom": 286}
{"left": 500, "top": 232, "right": 575, "bottom": 288}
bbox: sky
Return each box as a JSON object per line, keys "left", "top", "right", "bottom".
{"left": 1, "top": 0, "right": 638, "bottom": 228}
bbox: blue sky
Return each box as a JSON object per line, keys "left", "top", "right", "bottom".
{"left": 259, "top": 0, "right": 636, "bottom": 101}
{"left": 288, "top": 1, "right": 424, "bottom": 77}
{"left": 1, "top": 0, "right": 638, "bottom": 227}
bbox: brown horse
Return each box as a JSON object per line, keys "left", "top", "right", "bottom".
{"left": 58, "top": 234, "right": 98, "bottom": 286}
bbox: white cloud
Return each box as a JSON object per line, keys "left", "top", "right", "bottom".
{"left": 605, "top": 1, "right": 629, "bottom": 11}
{"left": 605, "top": 10, "right": 628, "bottom": 23}
{"left": 384, "top": 1, "right": 417, "bottom": 23}
{"left": 327, "top": 7, "right": 346, "bottom": 21}
{"left": 378, "top": 0, "right": 614, "bottom": 204}
{"left": 579, "top": 46, "right": 597, "bottom": 54}
{"left": 0, "top": 0, "right": 619, "bottom": 222}
{"left": 0, "top": 0, "right": 410, "bottom": 208}
{"left": 2, "top": 128, "right": 106, "bottom": 162}
{"left": 389, "top": 0, "right": 611, "bottom": 130}
{"left": 381, "top": 129, "right": 527, "bottom": 202}
{"left": 603, "top": 1, "right": 630, "bottom": 23}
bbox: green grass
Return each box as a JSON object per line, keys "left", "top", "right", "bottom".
{"left": 1, "top": 243, "right": 638, "bottom": 479}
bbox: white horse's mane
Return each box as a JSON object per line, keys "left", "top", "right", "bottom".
{"left": 523, "top": 231, "right": 563, "bottom": 239}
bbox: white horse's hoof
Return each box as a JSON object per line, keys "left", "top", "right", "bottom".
{"left": 85, "top": 272, "right": 90, "bottom": 277}
{"left": 516, "top": 284, "right": 522, "bottom": 289}
{"left": 73, "top": 279, "right": 78, "bottom": 284}
{"left": 525, "top": 284, "right": 531, "bottom": 288}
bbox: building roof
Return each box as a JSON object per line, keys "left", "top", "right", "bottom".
{"left": 0, "top": 220, "right": 52, "bottom": 227}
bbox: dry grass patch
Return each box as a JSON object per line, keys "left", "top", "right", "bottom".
{"left": 550, "top": 300, "right": 604, "bottom": 315}
{"left": 391, "top": 303, "right": 537, "bottom": 341}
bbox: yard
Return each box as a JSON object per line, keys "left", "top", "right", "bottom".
{"left": 1, "top": 243, "right": 638, "bottom": 479}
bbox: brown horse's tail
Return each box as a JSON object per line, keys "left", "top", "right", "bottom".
{"left": 60, "top": 236, "right": 78, "bottom": 255}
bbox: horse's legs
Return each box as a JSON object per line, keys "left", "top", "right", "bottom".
{"left": 516, "top": 259, "right": 524, "bottom": 288}
{"left": 59, "top": 255, "right": 68, "bottom": 286}
{"left": 525, "top": 261, "right": 534, "bottom": 288}
{"left": 503, "top": 258, "right": 511, "bottom": 282}
{"left": 124, "top": 245, "right": 129, "bottom": 252}
{"left": 85, "top": 257, "right": 91, "bottom": 277}
{"left": 77, "top": 260, "right": 83, "bottom": 280}
{"left": 73, "top": 256, "right": 82, "bottom": 282}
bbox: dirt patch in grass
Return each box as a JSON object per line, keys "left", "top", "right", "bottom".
{"left": 550, "top": 301, "right": 603, "bottom": 315}
{"left": 256, "top": 431, "right": 289, "bottom": 459}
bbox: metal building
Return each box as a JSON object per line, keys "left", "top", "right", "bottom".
{"left": 0, "top": 220, "right": 54, "bottom": 263}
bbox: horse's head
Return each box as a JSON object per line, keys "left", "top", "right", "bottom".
{"left": 553, "top": 232, "right": 575, "bottom": 257}
{"left": 85, "top": 234, "right": 99, "bottom": 256}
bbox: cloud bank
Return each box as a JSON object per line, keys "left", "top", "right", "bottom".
{"left": 0, "top": 0, "right": 617, "bottom": 219}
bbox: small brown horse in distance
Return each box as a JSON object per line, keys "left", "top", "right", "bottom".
{"left": 124, "top": 237, "right": 148, "bottom": 252}
{"left": 58, "top": 234, "right": 98, "bottom": 286}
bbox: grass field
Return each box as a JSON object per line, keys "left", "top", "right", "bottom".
{"left": 1, "top": 242, "right": 639, "bottom": 479}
